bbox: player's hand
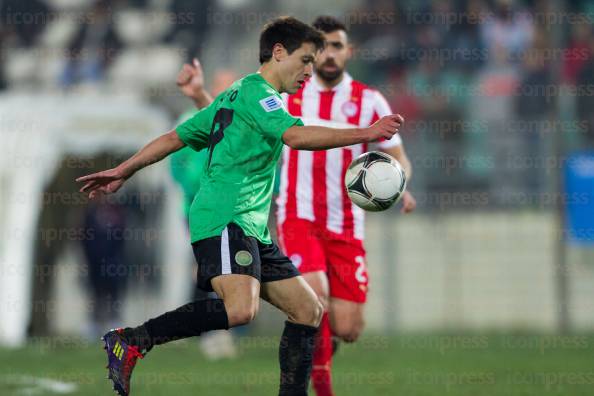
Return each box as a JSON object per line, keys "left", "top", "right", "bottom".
{"left": 365, "top": 114, "right": 404, "bottom": 142}
{"left": 177, "top": 58, "right": 206, "bottom": 100}
{"left": 76, "top": 168, "right": 127, "bottom": 199}
{"left": 400, "top": 190, "right": 416, "bottom": 214}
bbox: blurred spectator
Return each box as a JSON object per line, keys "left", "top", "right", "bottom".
{"left": 165, "top": 0, "right": 214, "bottom": 62}
{"left": 480, "top": 0, "right": 533, "bottom": 64}
{"left": 562, "top": 16, "right": 592, "bottom": 84}
{"left": 469, "top": 44, "right": 520, "bottom": 197}
{"left": 60, "top": 0, "right": 122, "bottom": 87}
{"left": 514, "top": 31, "right": 554, "bottom": 191}
{"left": 576, "top": 36, "right": 594, "bottom": 146}
{"left": 447, "top": 0, "right": 486, "bottom": 72}
{"left": 407, "top": 58, "right": 467, "bottom": 190}
{"left": 28, "top": 156, "right": 95, "bottom": 336}
{"left": 515, "top": 31, "right": 554, "bottom": 118}
{"left": 81, "top": 200, "right": 128, "bottom": 338}
{"left": 385, "top": 71, "right": 421, "bottom": 124}
{"left": 348, "top": 0, "right": 403, "bottom": 84}
{"left": 0, "top": 0, "right": 51, "bottom": 47}
{"left": 473, "top": 44, "right": 519, "bottom": 119}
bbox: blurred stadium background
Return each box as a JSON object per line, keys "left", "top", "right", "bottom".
{"left": 1, "top": 0, "right": 594, "bottom": 395}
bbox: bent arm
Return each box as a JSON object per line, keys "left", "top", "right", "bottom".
{"left": 118, "top": 130, "right": 186, "bottom": 178}
{"left": 382, "top": 143, "right": 416, "bottom": 213}
{"left": 382, "top": 144, "right": 412, "bottom": 180}
{"left": 177, "top": 58, "right": 214, "bottom": 109}
{"left": 282, "top": 114, "right": 403, "bottom": 151}
{"left": 191, "top": 91, "right": 214, "bottom": 109}
{"left": 282, "top": 125, "right": 367, "bottom": 150}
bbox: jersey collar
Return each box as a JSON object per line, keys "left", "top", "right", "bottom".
{"left": 310, "top": 72, "right": 353, "bottom": 93}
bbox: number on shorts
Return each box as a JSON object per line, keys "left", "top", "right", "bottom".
{"left": 355, "top": 255, "right": 367, "bottom": 284}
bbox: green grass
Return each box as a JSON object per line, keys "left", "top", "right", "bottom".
{"left": 1, "top": 334, "right": 594, "bottom": 395}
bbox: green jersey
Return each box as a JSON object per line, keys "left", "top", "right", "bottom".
{"left": 176, "top": 73, "right": 303, "bottom": 243}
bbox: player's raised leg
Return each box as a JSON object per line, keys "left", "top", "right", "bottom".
{"left": 104, "top": 220, "right": 264, "bottom": 396}
{"left": 261, "top": 274, "right": 323, "bottom": 395}
{"left": 103, "top": 273, "right": 258, "bottom": 396}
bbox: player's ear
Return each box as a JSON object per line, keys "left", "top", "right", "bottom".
{"left": 272, "top": 43, "right": 287, "bottom": 62}
{"left": 346, "top": 43, "right": 354, "bottom": 61}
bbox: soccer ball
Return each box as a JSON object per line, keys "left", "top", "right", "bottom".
{"left": 344, "top": 151, "right": 407, "bottom": 212}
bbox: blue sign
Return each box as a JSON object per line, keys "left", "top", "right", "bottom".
{"left": 564, "top": 152, "right": 594, "bottom": 245}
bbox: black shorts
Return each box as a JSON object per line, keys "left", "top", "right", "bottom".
{"left": 192, "top": 223, "right": 301, "bottom": 292}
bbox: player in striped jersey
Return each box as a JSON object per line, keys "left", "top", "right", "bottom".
{"left": 276, "top": 17, "right": 417, "bottom": 396}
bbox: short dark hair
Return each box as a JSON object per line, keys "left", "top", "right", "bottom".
{"left": 259, "top": 16, "right": 325, "bottom": 64}
{"left": 312, "top": 15, "right": 347, "bottom": 34}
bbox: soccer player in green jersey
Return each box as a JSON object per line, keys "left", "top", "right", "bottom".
{"left": 171, "top": 64, "right": 238, "bottom": 360}
{"left": 77, "top": 17, "right": 403, "bottom": 396}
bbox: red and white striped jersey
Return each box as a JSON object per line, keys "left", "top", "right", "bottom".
{"left": 276, "top": 73, "right": 402, "bottom": 240}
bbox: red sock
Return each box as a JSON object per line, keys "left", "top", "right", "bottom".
{"left": 311, "top": 312, "right": 334, "bottom": 396}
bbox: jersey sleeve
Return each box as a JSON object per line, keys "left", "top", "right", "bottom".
{"left": 372, "top": 90, "right": 402, "bottom": 149}
{"left": 175, "top": 104, "right": 214, "bottom": 152}
{"left": 242, "top": 83, "right": 303, "bottom": 140}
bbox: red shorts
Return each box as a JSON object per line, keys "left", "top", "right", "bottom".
{"left": 277, "top": 218, "right": 368, "bottom": 303}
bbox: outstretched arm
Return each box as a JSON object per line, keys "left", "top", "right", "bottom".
{"left": 77, "top": 130, "right": 185, "bottom": 198}
{"left": 282, "top": 114, "right": 404, "bottom": 151}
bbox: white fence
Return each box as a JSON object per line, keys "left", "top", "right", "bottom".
{"left": 365, "top": 212, "right": 594, "bottom": 333}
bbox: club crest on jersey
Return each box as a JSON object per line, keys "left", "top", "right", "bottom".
{"left": 259, "top": 95, "right": 283, "bottom": 112}
{"left": 341, "top": 101, "right": 358, "bottom": 117}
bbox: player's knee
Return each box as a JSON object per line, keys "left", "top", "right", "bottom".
{"left": 227, "top": 307, "right": 258, "bottom": 327}
{"left": 225, "top": 302, "right": 259, "bottom": 327}
{"left": 310, "top": 300, "right": 324, "bottom": 327}
{"left": 346, "top": 328, "right": 362, "bottom": 343}
{"left": 317, "top": 292, "right": 330, "bottom": 312}
{"left": 332, "top": 320, "right": 364, "bottom": 343}
{"left": 313, "top": 300, "right": 324, "bottom": 325}
{"left": 293, "top": 299, "right": 323, "bottom": 327}
{"left": 303, "top": 273, "right": 330, "bottom": 311}
{"left": 333, "top": 327, "right": 360, "bottom": 343}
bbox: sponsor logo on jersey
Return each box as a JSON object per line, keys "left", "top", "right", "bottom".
{"left": 260, "top": 95, "right": 283, "bottom": 112}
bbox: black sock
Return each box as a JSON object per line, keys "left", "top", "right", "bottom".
{"left": 278, "top": 321, "right": 317, "bottom": 396}
{"left": 123, "top": 299, "right": 229, "bottom": 352}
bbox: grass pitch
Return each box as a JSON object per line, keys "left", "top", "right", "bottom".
{"left": 1, "top": 334, "right": 593, "bottom": 395}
